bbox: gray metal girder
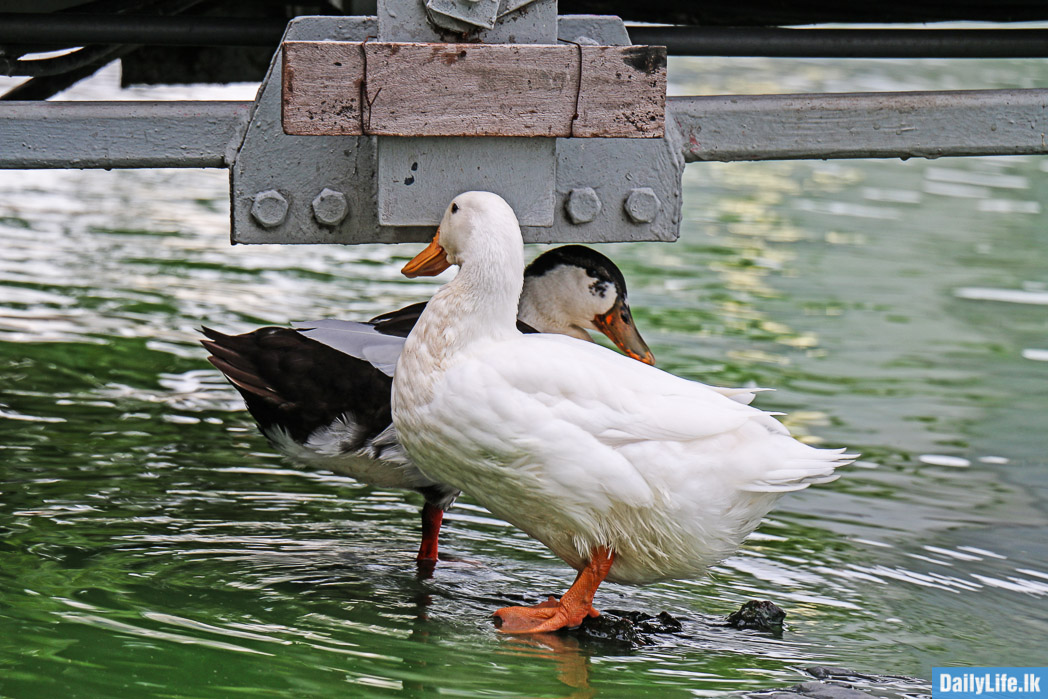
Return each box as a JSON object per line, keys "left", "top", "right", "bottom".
{"left": 4, "top": 88, "right": 1048, "bottom": 243}
{"left": 0, "top": 101, "right": 250, "bottom": 169}
{"left": 8, "top": 91, "right": 1048, "bottom": 171}
{"left": 670, "top": 90, "right": 1048, "bottom": 162}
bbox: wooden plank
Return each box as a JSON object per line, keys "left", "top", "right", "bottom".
{"left": 362, "top": 43, "right": 576, "bottom": 137}
{"left": 282, "top": 41, "right": 366, "bottom": 137}
{"left": 281, "top": 41, "right": 665, "bottom": 138}
{"left": 574, "top": 45, "right": 666, "bottom": 137}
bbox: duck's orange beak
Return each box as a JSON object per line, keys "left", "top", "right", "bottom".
{"left": 592, "top": 297, "right": 655, "bottom": 365}
{"left": 402, "top": 230, "right": 450, "bottom": 278}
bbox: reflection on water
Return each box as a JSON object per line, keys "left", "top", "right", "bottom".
{"left": 2, "top": 55, "right": 1048, "bottom": 697}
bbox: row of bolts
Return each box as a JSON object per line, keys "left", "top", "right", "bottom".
{"left": 249, "top": 186, "right": 661, "bottom": 228}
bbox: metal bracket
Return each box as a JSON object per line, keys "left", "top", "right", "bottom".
{"left": 230, "top": 9, "right": 683, "bottom": 244}
{"left": 425, "top": 0, "right": 503, "bottom": 32}
{"left": 424, "top": 0, "right": 545, "bottom": 32}
{"left": 380, "top": 0, "right": 556, "bottom": 43}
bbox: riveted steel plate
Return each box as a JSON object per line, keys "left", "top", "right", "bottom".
{"left": 232, "top": 13, "right": 682, "bottom": 244}
{"left": 378, "top": 137, "right": 556, "bottom": 226}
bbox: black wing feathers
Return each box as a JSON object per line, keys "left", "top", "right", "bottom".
{"left": 201, "top": 326, "right": 392, "bottom": 447}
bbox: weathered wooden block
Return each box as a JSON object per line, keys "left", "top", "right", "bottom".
{"left": 281, "top": 41, "right": 665, "bottom": 138}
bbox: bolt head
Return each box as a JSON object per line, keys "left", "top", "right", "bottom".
{"left": 565, "top": 187, "right": 601, "bottom": 224}
{"left": 312, "top": 188, "right": 349, "bottom": 227}
{"left": 250, "top": 190, "right": 288, "bottom": 228}
{"left": 624, "top": 187, "right": 660, "bottom": 224}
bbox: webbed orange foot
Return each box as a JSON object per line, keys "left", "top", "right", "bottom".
{"left": 493, "top": 596, "right": 600, "bottom": 634}
{"left": 492, "top": 547, "right": 615, "bottom": 635}
{"left": 492, "top": 549, "right": 612, "bottom": 637}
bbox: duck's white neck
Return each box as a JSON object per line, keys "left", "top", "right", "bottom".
{"left": 407, "top": 242, "right": 525, "bottom": 368}
{"left": 444, "top": 256, "right": 523, "bottom": 334}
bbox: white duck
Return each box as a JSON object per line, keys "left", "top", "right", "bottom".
{"left": 201, "top": 245, "right": 653, "bottom": 565}
{"left": 392, "top": 192, "right": 854, "bottom": 633}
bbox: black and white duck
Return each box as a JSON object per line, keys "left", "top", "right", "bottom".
{"left": 201, "top": 245, "right": 653, "bottom": 564}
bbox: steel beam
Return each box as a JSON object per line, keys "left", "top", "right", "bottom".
{"left": 3, "top": 89, "right": 1047, "bottom": 243}
{"left": 627, "top": 26, "right": 1048, "bottom": 58}
{"left": 0, "top": 13, "right": 286, "bottom": 47}
{"left": 0, "top": 101, "right": 252, "bottom": 169}
{"left": 2, "top": 90, "right": 1046, "bottom": 172}
{"left": 6, "top": 15, "right": 1048, "bottom": 58}
{"left": 5, "top": 91, "right": 1047, "bottom": 171}
{"left": 668, "top": 90, "right": 1048, "bottom": 162}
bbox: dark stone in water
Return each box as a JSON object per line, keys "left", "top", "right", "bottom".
{"left": 568, "top": 609, "right": 685, "bottom": 647}
{"left": 726, "top": 600, "right": 786, "bottom": 636}
{"left": 806, "top": 667, "right": 884, "bottom": 683}
{"left": 742, "top": 667, "right": 929, "bottom": 699}
{"left": 757, "top": 681, "right": 874, "bottom": 699}
{"left": 605, "top": 609, "right": 684, "bottom": 634}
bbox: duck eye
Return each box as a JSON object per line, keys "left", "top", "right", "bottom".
{"left": 451, "top": 203, "right": 459, "bottom": 214}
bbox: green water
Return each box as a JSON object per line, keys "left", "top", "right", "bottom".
{"left": 2, "top": 57, "right": 1047, "bottom": 697}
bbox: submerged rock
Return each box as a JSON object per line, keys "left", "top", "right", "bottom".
{"left": 806, "top": 667, "right": 928, "bottom": 698}
{"left": 741, "top": 667, "right": 929, "bottom": 699}
{"left": 569, "top": 609, "right": 685, "bottom": 647}
{"left": 726, "top": 600, "right": 786, "bottom": 636}
{"left": 757, "top": 681, "right": 874, "bottom": 699}
{"left": 805, "top": 667, "right": 886, "bottom": 683}
{"left": 606, "top": 609, "right": 684, "bottom": 634}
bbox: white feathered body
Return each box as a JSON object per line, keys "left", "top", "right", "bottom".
{"left": 393, "top": 283, "right": 847, "bottom": 585}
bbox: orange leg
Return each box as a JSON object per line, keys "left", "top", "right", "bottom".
{"left": 494, "top": 547, "right": 615, "bottom": 634}
{"left": 416, "top": 503, "right": 443, "bottom": 562}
